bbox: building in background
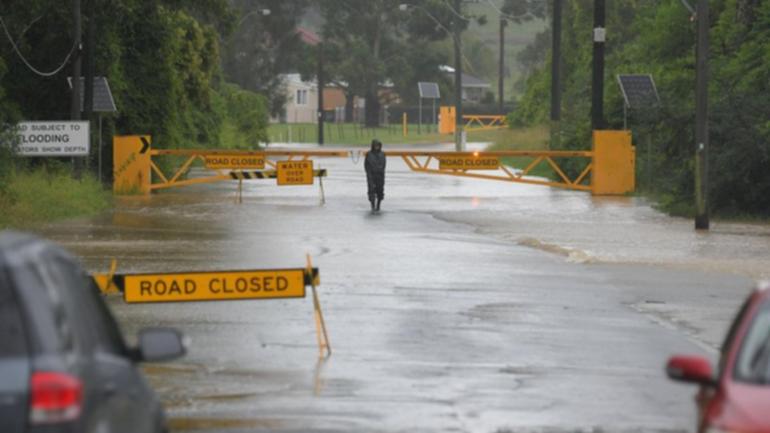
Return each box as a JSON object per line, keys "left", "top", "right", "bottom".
{"left": 440, "top": 65, "right": 491, "bottom": 104}
{"left": 274, "top": 73, "right": 318, "bottom": 123}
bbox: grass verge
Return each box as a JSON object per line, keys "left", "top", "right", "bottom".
{"left": 486, "top": 125, "right": 555, "bottom": 178}
{"left": 267, "top": 122, "right": 452, "bottom": 146}
{"left": 0, "top": 167, "right": 111, "bottom": 229}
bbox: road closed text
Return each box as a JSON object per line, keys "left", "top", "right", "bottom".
{"left": 439, "top": 156, "right": 500, "bottom": 170}
{"left": 123, "top": 270, "right": 306, "bottom": 303}
{"left": 204, "top": 154, "right": 266, "bottom": 169}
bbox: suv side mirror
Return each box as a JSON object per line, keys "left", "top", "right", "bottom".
{"left": 666, "top": 355, "right": 716, "bottom": 386}
{"left": 135, "top": 328, "right": 186, "bottom": 362}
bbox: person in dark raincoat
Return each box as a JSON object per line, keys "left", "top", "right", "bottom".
{"left": 364, "top": 139, "right": 386, "bottom": 211}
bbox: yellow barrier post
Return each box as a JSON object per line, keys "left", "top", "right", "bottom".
{"left": 113, "top": 136, "right": 151, "bottom": 195}
{"left": 402, "top": 112, "right": 408, "bottom": 137}
{"left": 307, "top": 254, "right": 331, "bottom": 359}
{"left": 591, "top": 130, "right": 636, "bottom": 195}
{"left": 439, "top": 106, "right": 456, "bottom": 134}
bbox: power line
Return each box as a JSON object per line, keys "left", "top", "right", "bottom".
{"left": 0, "top": 15, "right": 77, "bottom": 77}
{"left": 484, "top": 0, "right": 519, "bottom": 21}
{"left": 440, "top": 0, "right": 472, "bottom": 21}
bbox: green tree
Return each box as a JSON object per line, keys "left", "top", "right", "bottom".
{"left": 222, "top": 0, "right": 310, "bottom": 117}
{"left": 511, "top": 0, "right": 770, "bottom": 216}
{"left": 320, "top": 0, "right": 466, "bottom": 127}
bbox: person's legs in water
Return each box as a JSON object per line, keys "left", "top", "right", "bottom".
{"left": 367, "top": 174, "right": 376, "bottom": 210}
{"left": 375, "top": 173, "right": 385, "bottom": 211}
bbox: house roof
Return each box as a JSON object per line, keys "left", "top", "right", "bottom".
{"left": 282, "top": 73, "right": 317, "bottom": 90}
{"left": 297, "top": 27, "right": 321, "bottom": 46}
{"left": 460, "top": 73, "right": 490, "bottom": 88}
{"left": 440, "top": 65, "right": 491, "bottom": 89}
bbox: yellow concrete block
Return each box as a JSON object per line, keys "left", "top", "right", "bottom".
{"left": 591, "top": 130, "right": 636, "bottom": 196}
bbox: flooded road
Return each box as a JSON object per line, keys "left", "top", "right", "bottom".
{"left": 37, "top": 143, "right": 765, "bottom": 432}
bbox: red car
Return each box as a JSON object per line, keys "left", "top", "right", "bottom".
{"left": 667, "top": 283, "right": 770, "bottom": 433}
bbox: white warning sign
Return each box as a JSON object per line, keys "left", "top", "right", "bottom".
{"left": 15, "top": 121, "right": 90, "bottom": 157}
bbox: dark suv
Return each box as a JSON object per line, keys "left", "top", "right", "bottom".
{"left": 0, "top": 231, "right": 185, "bottom": 433}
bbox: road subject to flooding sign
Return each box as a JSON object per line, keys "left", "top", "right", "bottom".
{"left": 15, "top": 121, "right": 90, "bottom": 157}
{"left": 123, "top": 269, "right": 306, "bottom": 303}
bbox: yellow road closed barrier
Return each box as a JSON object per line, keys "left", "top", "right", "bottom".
{"left": 113, "top": 131, "right": 634, "bottom": 197}
{"left": 93, "top": 257, "right": 331, "bottom": 358}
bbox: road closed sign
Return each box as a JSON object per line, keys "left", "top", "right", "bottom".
{"left": 122, "top": 269, "right": 308, "bottom": 303}
{"left": 439, "top": 155, "right": 500, "bottom": 170}
{"left": 204, "top": 153, "right": 265, "bottom": 170}
{"left": 15, "top": 121, "right": 90, "bottom": 157}
{"left": 277, "top": 160, "right": 314, "bottom": 185}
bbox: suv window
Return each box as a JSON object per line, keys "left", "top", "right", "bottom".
{"left": 81, "top": 277, "right": 128, "bottom": 356}
{"left": 0, "top": 271, "right": 28, "bottom": 358}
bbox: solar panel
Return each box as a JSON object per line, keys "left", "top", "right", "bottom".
{"left": 617, "top": 74, "right": 660, "bottom": 109}
{"left": 418, "top": 82, "right": 440, "bottom": 99}
{"left": 67, "top": 76, "right": 118, "bottom": 113}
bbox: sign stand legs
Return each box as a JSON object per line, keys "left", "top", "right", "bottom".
{"left": 307, "top": 254, "right": 331, "bottom": 358}
{"left": 318, "top": 169, "right": 326, "bottom": 205}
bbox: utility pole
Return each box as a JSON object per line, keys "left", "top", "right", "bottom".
{"left": 84, "top": 0, "right": 95, "bottom": 171}
{"left": 590, "top": 0, "right": 605, "bottom": 130}
{"left": 694, "top": 0, "right": 709, "bottom": 230}
{"left": 550, "top": 0, "right": 562, "bottom": 147}
{"left": 498, "top": 17, "right": 506, "bottom": 115}
{"left": 70, "top": 0, "right": 83, "bottom": 177}
{"left": 453, "top": 0, "right": 464, "bottom": 151}
{"left": 317, "top": 42, "right": 325, "bottom": 146}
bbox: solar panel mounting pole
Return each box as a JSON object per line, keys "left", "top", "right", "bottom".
{"left": 590, "top": 0, "right": 605, "bottom": 130}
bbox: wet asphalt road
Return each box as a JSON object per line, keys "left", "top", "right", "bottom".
{"left": 41, "top": 145, "right": 753, "bottom": 433}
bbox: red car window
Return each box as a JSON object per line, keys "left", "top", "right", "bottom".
{"left": 734, "top": 298, "right": 770, "bottom": 385}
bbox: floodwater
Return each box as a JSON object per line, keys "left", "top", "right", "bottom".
{"left": 35, "top": 142, "right": 766, "bottom": 432}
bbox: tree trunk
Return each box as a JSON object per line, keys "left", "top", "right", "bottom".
{"left": 344, "top": 90, "right": 354, "bottom": 122}
{"left": 737, "top": 0, "right": 759, "bottom": 26}
{"left": 364, "top": 88, "right": 380, "bottom": 128}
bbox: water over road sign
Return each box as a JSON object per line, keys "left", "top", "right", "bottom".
{"left": 122, "top": 269, "right": 308, "bottom": 303}
{"left": 277, "top": 160, "right": 314, "bottom": 185}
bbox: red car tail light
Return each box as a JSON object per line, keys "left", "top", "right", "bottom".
{"left": 29, "top": 371, "right": 83, "bottom": 424}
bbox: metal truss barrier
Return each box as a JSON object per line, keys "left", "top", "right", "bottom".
{"left": 462, "top": 115, "right": 508, "bottom": 132}
{"left": 391, "top": 150, "right": 593, "bottom": 192}
{"left": 438, "top": 106, "right": 507, "bottom": 134}
{"left": 113, "top": 130, "right": 634, "bottom": 196}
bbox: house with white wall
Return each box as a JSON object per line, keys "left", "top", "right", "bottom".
{"left": 275, "top": 73, "right": 318, "bottom": 123}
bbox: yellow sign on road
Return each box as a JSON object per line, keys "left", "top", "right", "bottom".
{"left": 204, "top": 154, "right": 266, "bottom": 170}
{"left": 439, "top": 155, "right": 500, "bottom": 170}
{"left": 277, "top": 160, "right": 314, "bottom": 185}
{"left": 122, "top": 269, "right": 307, "bottom": 303}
